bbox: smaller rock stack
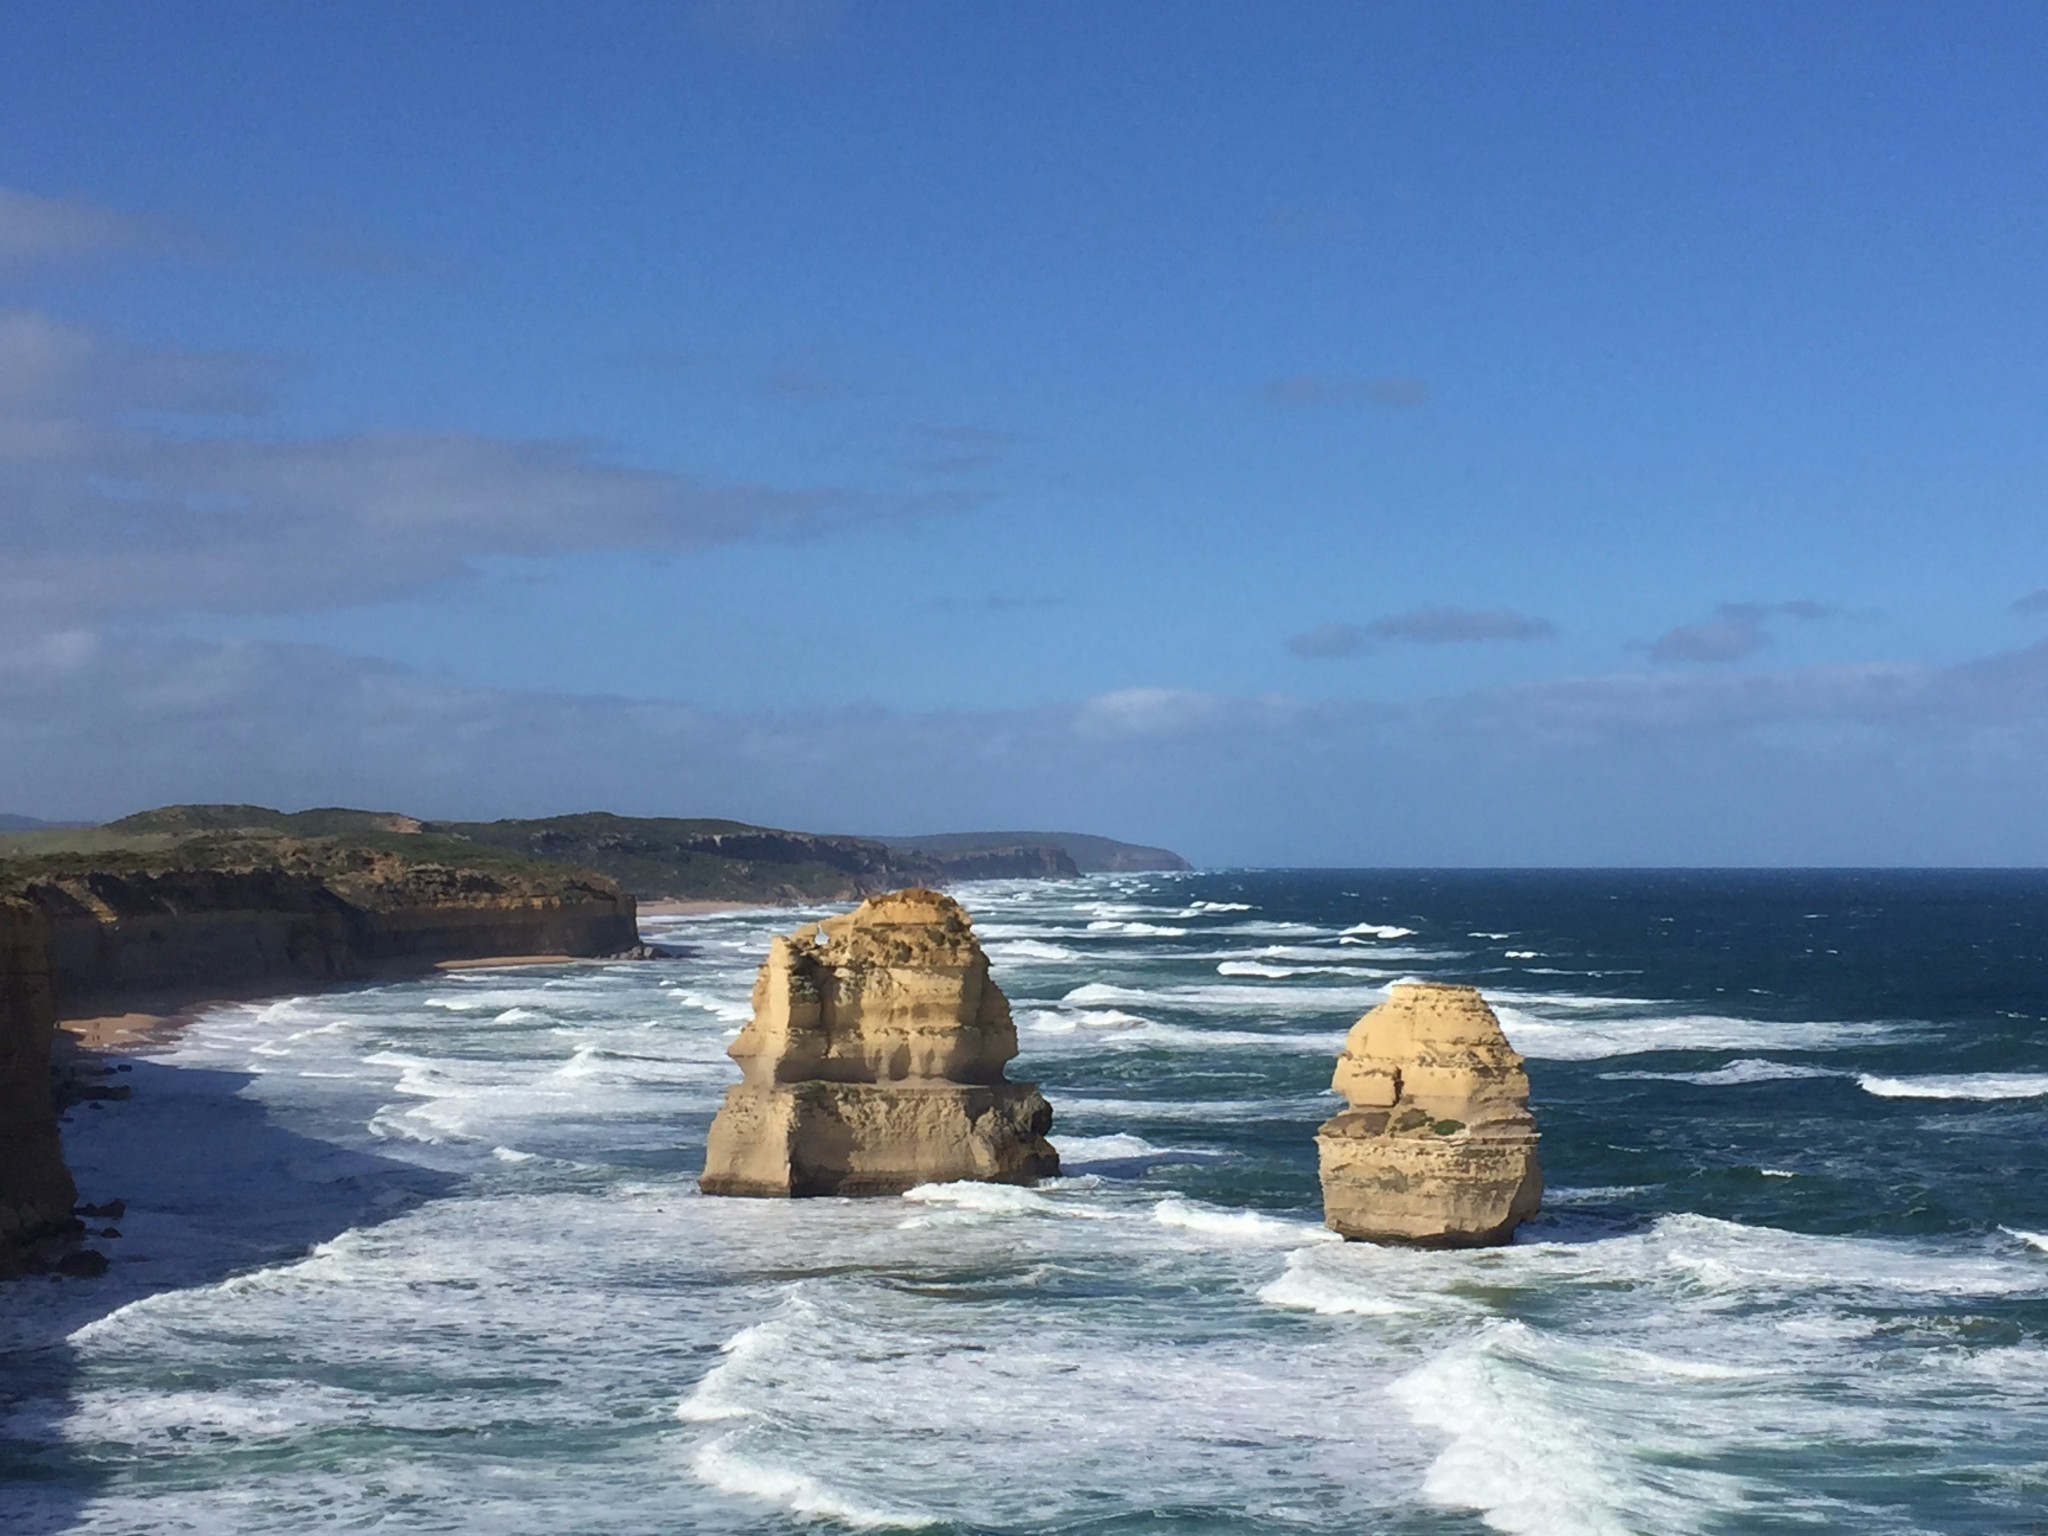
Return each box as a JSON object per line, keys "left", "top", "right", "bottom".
{"left": 1316, "top": 983, "right": 1542, "bottom": 1246}
{"left": 700, "top": 889, "right": 1059, "bottom": 1197}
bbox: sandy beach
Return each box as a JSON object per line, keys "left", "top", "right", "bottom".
{"left": 638, "top": 899, "right": 765, "bottom": 916}
{"left": 56, "top": 948, "right": 690, "bottom": 1057}
{"left": 52, "top": 904, "right": 762, "bottom": 1059}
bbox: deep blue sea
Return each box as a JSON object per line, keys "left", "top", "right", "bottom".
{"left": 5, "top": 870, "right": 2047, "bottom": 1534}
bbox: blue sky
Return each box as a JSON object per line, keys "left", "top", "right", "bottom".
{"left": 3, "top": 1, "right": 2046, "bottom": 862}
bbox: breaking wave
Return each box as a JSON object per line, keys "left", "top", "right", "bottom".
{"left": 1857, "top": 1072, "right": 2048, "bottom": 1101}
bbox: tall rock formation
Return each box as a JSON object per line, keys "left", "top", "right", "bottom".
{"left": 1316, "top": 983, "right": 1541, "bottom": 1246}
{"left": 1, "top": 897, "right": 79, "bottom": 1273}
{"left": 701, "top": 889, "right": 1059, "bottom": 1197}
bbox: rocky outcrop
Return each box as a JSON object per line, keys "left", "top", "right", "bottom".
{"left": 1316, "top": 983, "right": 1541, "bottom": 1246}
{"left": 701, "top": 889, "right": 1059, "bottom": 1196}
{"left": 1, "top": 897, "right": 79, "bottom": 1273}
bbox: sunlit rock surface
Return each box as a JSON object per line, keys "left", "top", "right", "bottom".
{"left": 701, "top": 889, "right": 1059, "bottom": 1196}
{"left": 1316, "top": 982, "right": 1542, "bottom": 1246}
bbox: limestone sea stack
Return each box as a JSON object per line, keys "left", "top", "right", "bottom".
{"left": 700, "top": 889, "right": 1059, "bottom": 1197}
{"left": 1316, "top": 982, "right": 1542, "bottom": 1246}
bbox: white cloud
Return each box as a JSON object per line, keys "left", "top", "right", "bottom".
{"left": 1648, "top": 601, "right": 1835, "bottom": 664}
{"left": 1290, "top": 607, "right": 1556, "bottom": 658}
{"left": 1073, "top": 688, "right": 1225, "bottom": 738}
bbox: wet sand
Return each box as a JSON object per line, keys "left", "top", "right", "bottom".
{"left": 59, "top": 955, "right": 613, "bottom": 1057}
{"left": 55, "top": 907, "right": 752, "bottom": 1058}
{"left": 639, "top": 899, "right": 766, "bottom": 916}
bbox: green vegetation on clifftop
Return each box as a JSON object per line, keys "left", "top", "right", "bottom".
{"left": 430, "top": 813, "right": 1083, "bottom": 901}
{"left": 877, "top": 831, "right": 1192, "bottom": 873}
{"left": 0, "top": 805, "right": 1189, "bottom": 904}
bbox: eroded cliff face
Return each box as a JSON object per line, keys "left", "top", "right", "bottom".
{"left": 701, "top": 888, "right": 1059, "bottom": 1196}
{"left": 1316, "top": 983, "right": 1542, "bottom": 1246}
{"left": 20, "top": 855, "right": 638, "bottom": 1012}
{"left": 1, "top": 897, "right": 79, "bottom": 1273}
{"left": 0, "top": 846, "right": 639, "bottom": 1282}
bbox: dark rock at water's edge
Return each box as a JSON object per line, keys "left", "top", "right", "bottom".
{"left": 0, "top": 831, "right": 639, "bottom": 1280}
{"left": 1, "top": 896, "right": 83, "bottom": 1276}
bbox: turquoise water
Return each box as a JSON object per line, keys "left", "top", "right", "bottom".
{"left": 4, "top": 870, "right": 2047, "bottom": 1533}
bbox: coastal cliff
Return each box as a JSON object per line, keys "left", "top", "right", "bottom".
{"left": 434, "top": 813, "right": 1084, "bottom": 902}
{"left": 878, "top": 831, "right": 1192, "bottom": 874}
{"left": 0, "top": 832, "right": 638, "bottom": 1279}
{"left": 9, "top": 841, "right": 638, "bottom": 1014}
{"left": 1, "top": 897, "right": 79, "bottom": 1274}
{"left": 702, "top": 888, "right": 1059, "bottom": 1196}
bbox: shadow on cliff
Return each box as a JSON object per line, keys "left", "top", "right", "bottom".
{"left": 0, "top": 1057, "right": 459, "bottom": 1534}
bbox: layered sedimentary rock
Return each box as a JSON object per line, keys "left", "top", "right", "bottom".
{"left": 701, "top": 889, "right": 1058, "bottom": 1196}
{"left": 1316, "top": 983, "right": 1542, "bottom": 1246}
{"left": 19, "top": 856, "right": 638, "bottom": 1013}
{"left": 0, "top": 842, "right": 639, "bottom": 1282}
{"left": 1, "top": 897, "right": 79, "bottom": 1273}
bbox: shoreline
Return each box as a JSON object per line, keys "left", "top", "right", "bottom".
{"left": 638, "top": 899, "right": 770, "bottom": 916}
{"left": 52, "top": 905, "right": 762, "bottom": 1060}
{"left": 54, "top": 948, "right": 705, "bottom": 1060}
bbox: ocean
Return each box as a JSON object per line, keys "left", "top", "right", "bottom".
{"left": 4, "top": 869, "right": 2047, "bottom": 1534}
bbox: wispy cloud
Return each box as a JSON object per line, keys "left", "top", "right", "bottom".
{"left": 2012, "top": 589, "right": 2048, "bottom": 616}
{"left": 298, "top": 233, "right": 448, "bottom": 280}
{"left": 0, "top": 308, "right": 280, "bottom": 416}
{"left": 1289, "top": 607, "right": 1556, "bottom": 659}
{"left": 8, "top": 630, "right": 2048, "bottom": 863}
{"left": 0, "top": 187, "right": 139, "bottom": 270}
{"left": 925, "top": 592, "right": 1066, "bottom": 615}
{"left": 907, "top": 424, "right": 1020, "bottom": 476}
{"left": 689, "top": 0, "right": 843, "bottom": 55}
{"left": 0, "top": 309, "right": 966, "bottom": 624}
{"left": 1264, "top": 374, "right": 1429, "bottom": 410}
{"left": 1649, "top": 601, "right": 1834, "bottom": 664}
{"left": 1266, "top": 199, "right": 1366, "bottom": 245}
{"left": 762, "top": 366, "right": 850, "bottom": 399}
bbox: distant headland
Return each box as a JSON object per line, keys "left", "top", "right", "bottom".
{"left": 2, "top": 805, "right": 1188, "bottom": 906}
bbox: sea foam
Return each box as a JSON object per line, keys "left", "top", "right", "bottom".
{"left": 692, "top": 1436, "right": 938, "bottom": 1529}
{"left": 1602, "top": 1058, "right": 1844, "bottom": 1087}
{"left": 1153, "top": 1197, "right": 1339, "bottom": 1247}
{"left": 1857, "top": 1072, "right": 2048, "bottom": 1101}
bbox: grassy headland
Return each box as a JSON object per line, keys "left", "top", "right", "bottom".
{"left": 1, "top": 806, "right": 1189, "bottom": 904}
